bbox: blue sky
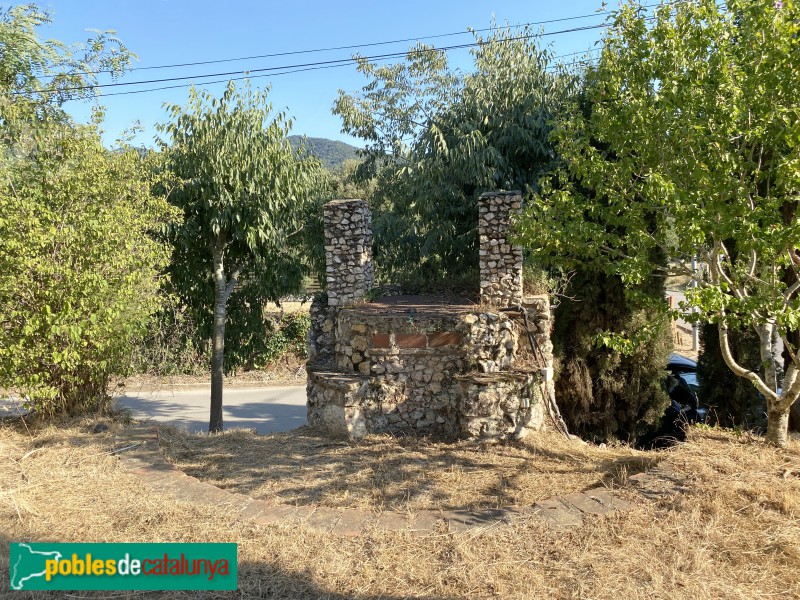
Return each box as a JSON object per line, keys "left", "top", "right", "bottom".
{"left": 29, "top": 1, "right": 617, "bottom": 147}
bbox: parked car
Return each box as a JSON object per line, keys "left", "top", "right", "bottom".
{"left": 646, "top": 354, "right": 708, "bottom": 447}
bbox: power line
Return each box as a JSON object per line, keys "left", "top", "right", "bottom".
{"left": 93, "top": 52, "right": 602, "bottom": 100}
{"left": 98, "top": 63, "right": 362, "bottom": 98}
{"left": 28, "top": 1, "right": 686, "bottom": 100}
{"left": 41, "top": 10, "right": 616, "bottom": 78}
{"left": 77, "top": 0, "right": 676, "bottom": 77}
{"left": 22, "top": 24, "right": 609, "bottom": 97}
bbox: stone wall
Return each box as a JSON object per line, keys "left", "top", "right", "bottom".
{"left": 520, "top": 294, "right": 555, "bottom": 405}
{"left": 307, "top": 371, "right": 371, "bottom": 438}
{"left": 323, "top": 199, "right": 374, "bottom": 307}
{"left": 331, "top": 307, "right": 469, "bottom": 435}
{"left": 479, "top": 191, "right": 523, "bottom": 307}
{"left": 307, "top": 296, "right": 336, "bottom": 370}
{"left": 307, "top": 193, "right": 555, "bottom": 442}
{"left": 459, "top": 373, "right": 543, "bottom": 439}
{"left": 307, "top": 297, "right": 552, "bottom": 440}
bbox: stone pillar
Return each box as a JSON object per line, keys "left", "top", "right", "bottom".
{"left": 323, "top": 199, "right": 374, "bottom": 307}
{"left": 478, "top": 191, "right": 523, "bottom": 307}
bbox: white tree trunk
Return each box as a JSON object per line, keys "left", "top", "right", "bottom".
{"left": 719, "top": 322, "right": 797, "bottom": 447}
{"left": 755, "top": 323, "right": 780, "bottom": 393}
{"left": 766, "top": 406, "right": 790, "bottom": 448}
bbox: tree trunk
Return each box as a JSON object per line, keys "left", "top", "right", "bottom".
{"left": 756, "top": 323, "right": 780, "bottom": 393}
{"left": 785, "top": 330, "right": 800, "bottom": 431}
{"left": 210, "top": 244, "right": 227, "bottom": 433}
{"left": 766, "top": 404, "right": 790, "bottom": 448}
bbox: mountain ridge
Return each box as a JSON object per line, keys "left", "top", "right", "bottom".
{"left": 288, "top": 135, "right": 360, "bottom": 170}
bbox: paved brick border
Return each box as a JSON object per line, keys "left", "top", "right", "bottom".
{"left": 115, "top": 424, "right": 685, "bottom": 536}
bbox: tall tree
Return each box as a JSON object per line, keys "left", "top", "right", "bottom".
{"left": 520, "top": 0, "right": 800, "bottom": 447}
{"left": 158, "top": 82, "right": 320, "bottom": 432}
{"left": 697, "top": 322, "right": 764, "bottom": 428}
{"left": 334, "top": 27, "right": 577, "bottom": 284}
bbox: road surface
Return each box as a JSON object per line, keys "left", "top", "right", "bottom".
{"left": 115, "top": 385, "right": 307, "bottom": 434}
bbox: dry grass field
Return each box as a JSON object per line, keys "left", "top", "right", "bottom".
{"left": 159, "top": 426, "right": 661, "bottom": 512}
{"left": 2, "top": 416, "right": 799, "bottom": 599}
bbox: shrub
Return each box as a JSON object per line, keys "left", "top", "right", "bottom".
{"left": 0, "top": 123, "right": 175, "bottom": 416}
{"left": 553, "top": 269, "right": 673, "bottom": 444}
{"left": 128, "top": 304, "right": 209, "bottom": 377}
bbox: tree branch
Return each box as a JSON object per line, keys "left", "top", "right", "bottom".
{"left": 748, "top": 248, "right": 757, "bottom": 279}
{"left": 777, "top": 364, "right": 800, "bottom": 412}
{"left": 718, "top": 321, "right": 778, "bottom": 402}
{"left": 781, "top": 335, "right": 800, "bottom": 369}
{"left": 224, "top": 264, "right": 242, "bottom": 300}
{"left": 784, "top": 279, "right": 800, "bottom": 303}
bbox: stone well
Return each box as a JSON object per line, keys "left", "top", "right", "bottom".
{"left": 306, "top": 193, "right": 554, "bottom": 441}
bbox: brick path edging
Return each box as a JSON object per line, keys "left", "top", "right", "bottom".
{"left": 115, "top": 424, "right": 685, "bottom": 536}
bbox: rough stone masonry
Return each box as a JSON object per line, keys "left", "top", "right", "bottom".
{"left": 307, "top": 192, "right": 554, "bottom": 441}
{"left": 323, "top": 199, "right": 374, "bottom": 307}
{"left": 479, "top": 191, "right": 524, "bottom": 307}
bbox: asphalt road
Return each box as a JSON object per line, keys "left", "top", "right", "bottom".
{"left": 115, "top": 385, "right": 307, "bottom": 434}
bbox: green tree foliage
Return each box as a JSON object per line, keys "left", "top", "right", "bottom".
{"left": 520, "top": 0, "right": 800, "bottom": 447}
{"left": 0, "top": 4, "right": 133, "bottom": 127}
{"left": 158, "top": 82, "right": 321, "bottom": 432}
{"left": 333, "top": 42, "right": 461, "bottom": 285}
{"left": 0, "top": 6, "right": 173, "bottom": 416}
{"left": 554, "top": 270, "right": 672, "bottom": 444}
{"left": 334, "top": 42, "right": 459, "bottom": 177}
{"left": 334, "top": 28, "right": 577, "bottom": 285}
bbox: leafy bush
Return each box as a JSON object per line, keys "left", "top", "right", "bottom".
{"left": 0, "top": 122, "right": 175, "bottom": 416}
{"left": 239, "top": 312, "right": 311, "bottom": 371}
{"left": 553, "top": 269, "right": 672, "bottom": 444}
{"left": 128, "top": 304, "right": 209, "bottom": 377}
{"left": 129, "top": 307, "right": 311, "bottom": 376}
{"left": 335, "top": 27, "right": 577, "bottom": 288}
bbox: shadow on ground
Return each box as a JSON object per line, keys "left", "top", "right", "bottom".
{"left": 116, "top": 396, "right": 307, "bottom": 435}
{"left": 159, "top": 426, "right": 660, "bottom": 511}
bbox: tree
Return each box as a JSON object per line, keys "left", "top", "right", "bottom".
{"left": 158, "top": 82, "right": 321, "bottom": 432}
{"left": 553, "top": 269, "right": 672, "bottom": 444}
{"left": 519, "top": 0, "right": 800, "bottom": 446}
{"left": 334, "top": 42, "right": 461, "bottom": 284}
{"left": 0, "top": 5, "right": 173, "bottom": 416}
{"left": 0, "top": 4, "right": 133, "bottom": 132}
{"left": 334, "top": 27, "right": 578, "bottom": 285}
{"left": 334, "top": 42, "right": 459, "bottom": 179}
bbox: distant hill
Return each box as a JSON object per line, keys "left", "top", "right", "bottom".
{"left": 288, "top": 136, "right": 360, "bottom": 171}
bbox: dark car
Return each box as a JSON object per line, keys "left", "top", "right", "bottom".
{"left": 645, "top": 354, "right": 708, "bottom": 447}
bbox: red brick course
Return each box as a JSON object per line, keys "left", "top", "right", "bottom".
{"left": 395, "top": 334, "right": 427, "bottom": 349}
{"left": 370, "top": 333, "right": 391, "bottom": 348}
{"left": 427, "top": 332, "right": 461, "bottom": 347}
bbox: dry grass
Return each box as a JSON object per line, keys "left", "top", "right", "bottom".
{"left": 159, "top": 426, "right": 661, "bottom": 511}
{"left": 1, "top": 417, "right": 800, "bottom": 599}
